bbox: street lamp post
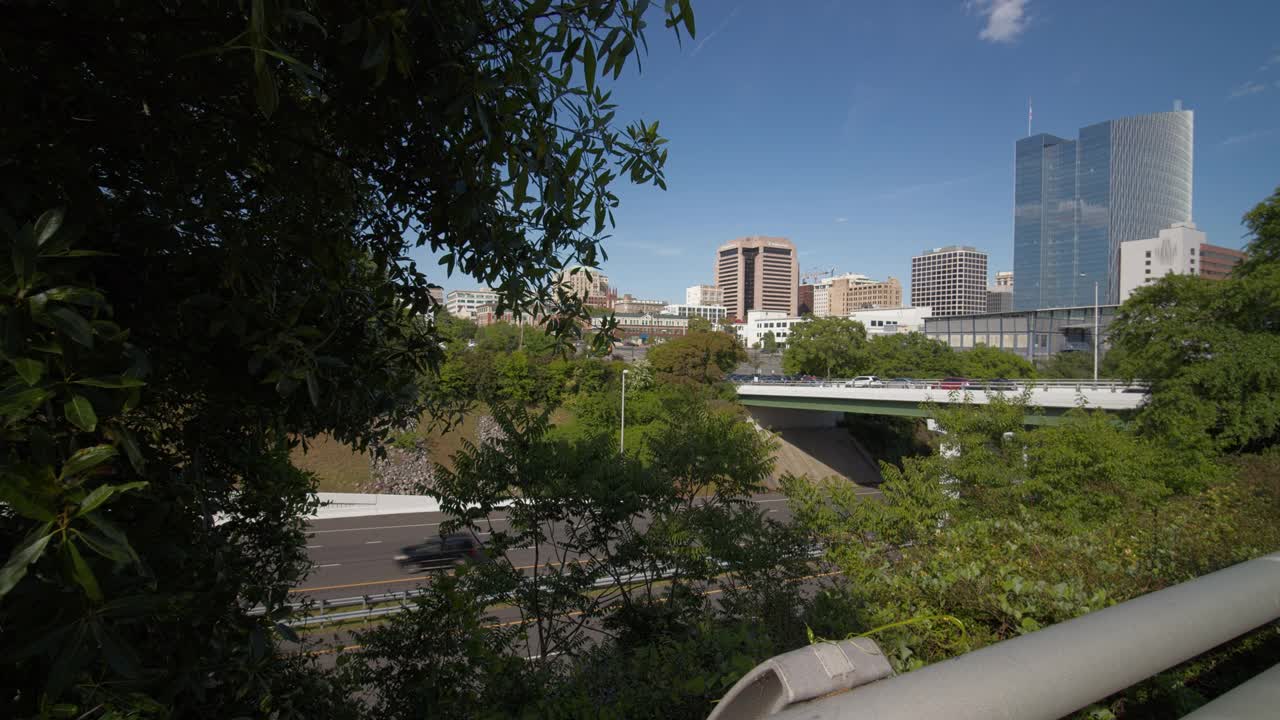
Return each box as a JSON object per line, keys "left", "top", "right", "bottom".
{"left": 1092, "top": 280, "right": 1099, "bottom": 385}
{"left": 620, "top": 369, "right": 629, "bottom": 454}
{"left": 1081, "top": 273, "right": 1100, "bottom": 385}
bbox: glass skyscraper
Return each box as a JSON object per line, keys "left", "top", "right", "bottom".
{"left": 1013, "top": 109, "right": 1193, "bottom": 310}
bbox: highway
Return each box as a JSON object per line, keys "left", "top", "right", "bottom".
{"left": 294, "top": 492, "right": 866, "bottom": 602}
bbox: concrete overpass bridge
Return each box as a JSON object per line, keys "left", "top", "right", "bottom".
{"left": 736, "top": 380, "right": 1147, "bottom": 427}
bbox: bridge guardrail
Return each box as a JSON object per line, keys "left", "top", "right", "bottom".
{"left": 734, "top": 378, "right": 1148, "bottom": 392}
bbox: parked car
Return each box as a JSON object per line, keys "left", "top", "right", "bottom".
{"left": 395, "top": 533, "right": 485, "bottom": 573}
{"left": 934, "top": 377, "right": 970, "bottom": 390}
{"left": 847, "top": 375, "right": 885, "bottom": 388}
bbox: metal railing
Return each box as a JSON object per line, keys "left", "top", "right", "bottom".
{"left": 734, "top": 378, "right": 1147, "bottom": 392}
{"left": 711, "top": 552, "right": 1280, "bottom": 720}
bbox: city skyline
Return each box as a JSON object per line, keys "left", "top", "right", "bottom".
{"left": 417, "top": 0, "right": 1280, "bottom": 303}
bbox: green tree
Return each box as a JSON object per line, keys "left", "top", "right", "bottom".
{"left": 648, "top": 331, "right": 746, "bottom": 385}
{"left": 687, "top": 316, "right": 714, "bottom": 333}
{"left": 761, "top": 330, "right": 778, "bottom": 352}
{"left": 781, "top": 318, "right": 869, "bottom": 377}
{"left": 1, "top": 1, "right": 692, "bottom": 715}
{"left": 958, "top": 344, "right": 1036, "bottom": 379}
{"left": 1237, "top": 184, "right": 1280, "bottom": 277}
{"left": 866, "top": 333, "right": 962, "bottom": 377}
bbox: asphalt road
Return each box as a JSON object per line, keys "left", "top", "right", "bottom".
{"left": 294, "top": 492, "right": 862, "bottom": 602}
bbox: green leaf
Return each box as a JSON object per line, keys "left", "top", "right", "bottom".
{"left": 64, "top": 540, "right": 103, "bottom": 603}
{"left": 583, "top": 39, "right": 597, "bottom": 95}
{"left": 73, "top": 375, "right": 146, "bottom": 389}
{"left": 9, "top": 357, "right": 44, "bottom": 386}
{"left": 83, "top": 514, "right": 141, "bottom": 566}
{"left": 64, "top": 394, "right": 98, "bottom": 432}
{"left": 61, "top": 444, "right": 118, "bottom": 480}
{"left": 46, "top": 307, "right": 94, "bottom": 347}
{"left": 76, "top": 480, "right": 147, "bottom": 517}
{"left": 108, "top": 424, "right": 146, "bottom": 473}
{"left": 679, "top": 0, "right": 696, "bottom": 37}
{"left": 41, "top": 286, "right": 106, "bottom": 308}
{"left": 91, "top": 620, "right": 141, "bottom": 677}
{"left": 0, "top": 522, "right": 54, "bottom": 599}
{"left": 0, "top": 386, "right": 50, "bottom": 421}
{"left": 75, "top": 528, "right": 133, "bottom": 564}
{"left": 0, "top": 478, "right": 56, "bottom": 521}
{"left": 34, "top": 207, "right": 65, "bottom": 246}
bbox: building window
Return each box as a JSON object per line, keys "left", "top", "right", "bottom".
{"left": 1145, "top": 269, "right": 1151, "bottom": 275}
{"left": 1145, "top": 251, "right": 1151, "bottom": 258}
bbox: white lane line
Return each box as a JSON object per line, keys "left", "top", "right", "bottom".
{"left": 317, "top": 563, "right": 341, "bottom": 568}
{"left": 365, "top": 540, "right": 382, "bottom": 544}
{"left": 754, "top": 498, "right": 788, "bottom": 504}
{"left": 307, "top": 545, "right": 324, "bottom": 549}
{"left": 310, "top": 517, "right": 509, "bottom": 535}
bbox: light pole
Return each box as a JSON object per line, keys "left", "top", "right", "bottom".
{"left": 1080, "top": 273, "right": 1099, "bottom": 385}
{"left": 1092, "top": 280, "right": 1099, "bottom": 385}
{"left": 620, "top": 369, "right": 629, "bottom": 454}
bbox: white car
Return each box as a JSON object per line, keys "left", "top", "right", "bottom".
{"left": 847, "top": 375, "right": 884, "bottom": 388}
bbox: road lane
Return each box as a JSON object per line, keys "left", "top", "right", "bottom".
{"left": 293, "top": 491, "right": 867, "bottom": 601}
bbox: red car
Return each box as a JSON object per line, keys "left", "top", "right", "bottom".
{"left": 935, "top": 377, "right": 970, "bottom": 390}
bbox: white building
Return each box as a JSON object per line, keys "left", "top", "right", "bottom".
{"left": 812, "top": 283, "right": 831, "bottom": 317}
{"left": 685, "top": 284, "right": 724, "bottom": 306}
{"left": 446, "top": 288, "right": 500, "bottom": 319}
{"left": 849, "top": 306, "right": 932, "bottom": 335}
{"left": 738, "top": 310, "right": 807, "bottom": 348}
{"left": 1119, "top": 222, "right": 1206, "bottom": 302}
{"left": 662, "top": 303, "right": 729, "bottom": 322}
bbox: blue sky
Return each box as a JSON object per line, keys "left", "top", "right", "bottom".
{"left": 427, "top": 0, "right": 1280, "bottom": 302}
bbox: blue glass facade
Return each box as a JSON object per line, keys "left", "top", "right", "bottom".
{"left": 1013, "top": 111, "right": 1193, "bottom": 310}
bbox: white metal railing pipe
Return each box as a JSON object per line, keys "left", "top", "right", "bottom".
{"left": 1179, "top": 661, "right": 1280, "bottom": 719}
{"left": 740, "top": 552, "right": 1280, "bottom": 720}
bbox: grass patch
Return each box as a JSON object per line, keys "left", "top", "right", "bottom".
{"left": 292, "top": 435, "right": 371, "bottom": 492}
{"left": 293, "top": 411, "right": 490, "bottom": 492}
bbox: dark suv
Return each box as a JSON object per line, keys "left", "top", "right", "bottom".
{"left": 395, "top": 533, "right": 484, "bottom": 573}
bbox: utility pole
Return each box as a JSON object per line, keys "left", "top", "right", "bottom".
{"left": 1093, "top": 280, "right": 1100, "bottom": 385}
{"left": 619, "top": 369, "right": 629, "bottom": 454}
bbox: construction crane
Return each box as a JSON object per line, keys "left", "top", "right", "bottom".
{"left": 800, "top": 267, "right": 836, "bottom": 285}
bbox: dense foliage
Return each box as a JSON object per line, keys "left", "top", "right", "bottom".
{"left": 1110, "top": 186, "right": 1280, "bottom": 454}
{"left": 785, "top": 320, "right": 1036, "bottom": 379}
{"left": 1, "top": 0, "right": 693, "bottom": 716}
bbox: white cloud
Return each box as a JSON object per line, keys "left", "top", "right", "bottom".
{"left": 835, "top": 217, "right": 849, "bottom": 224}
{"left": 1230, "top": 80, "right": 1268, "bottom": 98}
{"left": 968, "top": 0, "right": 1030, "bottom": 44}
{"left": 1220, "top": 128, "right": 1280, "bottom": 147}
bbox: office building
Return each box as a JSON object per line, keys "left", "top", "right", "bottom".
{"left": 685, "top": 284, "right": 724, "bottom": 306}
{"left": 987, "top": 271, "right": 1014, "bottom": 313}
{"left": 1118, "top": 222, "right": 1205, "bottom": 301}
{"left": 812, "top": 283, "right": 831, "bottom": 317}
{"left": 592, "top": 313, "right": 688, "bottom": 342}
{"left": 446, "top": 288, "right": 500, "bottom": 319}
{"left": 615, "top": 294, "right": 668, "bottom": 315}
{"left": 1198, "top": 244, "right": 1247, "bottom": 280}
{"left": 850, "top": 306, "right": 931, "bottom": 335}
{"left": 1014, "top": 108, "right": 1194, "bottom": 310}
{"left": 556, "top": 266, "right": 616, "bottom": 309}
{"left": 797, "top": 283, "right": 814, "bottom": 316}
{"left": 924, "top": 304, "right": 1117, "bottom": 361}
{"left": 714, "top": 236, "right": 799, "bottom": 319}
{"left": 911, "top": 246, "right": 989, "bottom": 317}
{"left": 829, "top": 275, "right": 902, "bottom": 315}
{"left": 662, "top": 304, "right": 729, "bottom": 322}
{"left": 738, "top": 311, "right": 807, "bottom": 349}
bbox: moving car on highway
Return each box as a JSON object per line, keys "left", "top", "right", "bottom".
{"left": 847, "top": 375, "right": 885, "bottom": 388}
{"left": 934, "top": 377, "right": 970, "bottom": 390}
{"left": 395, "top": 533, "right": 485, "bottom": 573}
